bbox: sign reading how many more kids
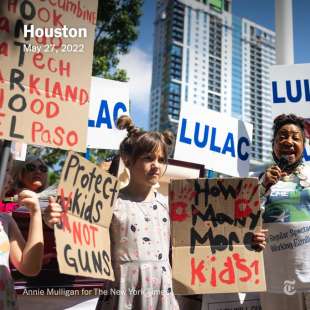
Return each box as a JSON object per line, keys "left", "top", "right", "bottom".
{"left": 0, "top": 0, "right": 97, "bottom": 151}
{"left": 270, "top": 64, "right": 310, "bottom": 162}
{"left": 174, "top": 105, "right": 253, "bottom": 177}
{"left": 55, "top": 152, "right": 119, "bottom": 280}
{"left": 87, "top": 77, "right": 129, "bottom": 150}
{"left": 169, "top": 178, "right": 266, "bottom": 294}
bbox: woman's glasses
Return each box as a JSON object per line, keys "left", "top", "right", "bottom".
{"left": 25, "top": 163, "right": 48, "bottom": 173}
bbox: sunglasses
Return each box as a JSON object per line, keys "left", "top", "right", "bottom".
{"left": 25, "top": 163, "right": 48, "bottom": 173}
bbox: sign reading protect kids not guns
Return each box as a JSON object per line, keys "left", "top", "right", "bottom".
{"left": 54, "top": 152, "right": 119, "bottom": 280}
{"left": 169, "top": 178, "right": 266, "bottom": 294}
{"left": 0, "top": 0, "right": 97, "bottom": 151}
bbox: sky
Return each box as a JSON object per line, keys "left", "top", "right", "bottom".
{"left": 119, "top": 0, "right": 310, "bottom": 130}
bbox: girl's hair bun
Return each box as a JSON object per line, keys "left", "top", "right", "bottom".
{"left": 162, "top": 130, "right": 175, "bottom": 146}
{"left": 117, "top": 115, "right": 140, "bottom": 137}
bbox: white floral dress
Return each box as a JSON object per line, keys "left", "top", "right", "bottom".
{"left": 97, "top": 192, "right": 179, "bottom": 310}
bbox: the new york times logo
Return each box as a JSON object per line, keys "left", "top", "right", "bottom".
{"left": 283, "top": 279, "right": 296, "bottom": 295}
{"left": 24, "top": 25, "right": 87, "bottom": 38}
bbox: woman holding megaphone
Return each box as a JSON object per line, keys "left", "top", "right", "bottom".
{"left": 259, "top": 114, "right": 310, "bottom": 310}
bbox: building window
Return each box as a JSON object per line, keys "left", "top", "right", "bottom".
{"left": 169, "top": 82, "right": 180, "bottom": 95}
{"left": 224, "top": 0, "right": 230, "bottom": 12}
{"left": 171, "top": 44, "right": 182, "bottom": 57}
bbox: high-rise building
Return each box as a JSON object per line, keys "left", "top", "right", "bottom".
{"left": 149, "top": 0, "right": 276, "bottom": 164}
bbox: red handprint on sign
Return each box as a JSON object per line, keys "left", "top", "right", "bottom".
{"left": 234, "top": 182, "right": 259, "bottom": 219}
{"left": 170, "top": 187, "right": 196, "bottom": 222}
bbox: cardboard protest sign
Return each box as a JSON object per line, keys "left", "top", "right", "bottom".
{"left": 55, "top": 152, "right": 119, "bottom": 280}
{"left": 157, "top": 161, "right": 203, "bottom": 196}
{"left": 170, "top": 178, "right": 266, "bottom": 294}
{"left": 174, "top": 105, "right": 253, "bottom": 177}
{"left": 0, "top": 0, "right": 97, "bottom": 151}
{"left": 270, "top": 64, "right": 310, "bottom": 119}
{"left": 87, "top": 77, "right": 129, "bottom": 150}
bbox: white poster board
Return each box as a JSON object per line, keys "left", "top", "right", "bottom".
{"left": 87, "top": 77, "right": 129, "bottom": 150}
{"left": 270, "top": 64, "right": 310, "bottom": 162}
{"left": 174, "top": 105, "right": 253, "bottom": 177}
{"left": 270, "top": 64, "right": 310, "bottom": 119}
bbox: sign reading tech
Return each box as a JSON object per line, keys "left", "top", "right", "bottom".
{"left": 174, "top": 105, "right": 253, "bottom": 177}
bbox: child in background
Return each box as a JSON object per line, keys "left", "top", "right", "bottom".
{"left": 0, "top": 146, "right": 44, "bottom": 309}
{"left": 9, "top": 155, "right": 48, "bottom": 195}
{"left": 45, "top": 115, "right": 180, "bottom": 310}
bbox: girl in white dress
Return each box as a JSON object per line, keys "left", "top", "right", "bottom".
{"left": 45, "top": 116, "right": 179, "bottom": 310}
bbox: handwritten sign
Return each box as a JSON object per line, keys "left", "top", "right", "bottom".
{"left": 169, "top": 178, "right": 266, "bottom": 294}
{"left": 87, "top": 77, "right": 129, "bottom": 150}
{"left": 55, "top": 152, "right": 119, "bottom": 279}
{"left": 174, "top": 105, "right": 253, "bottom": 177}
{"left": 0, "top": 0, "right": 97, "bottom": 151}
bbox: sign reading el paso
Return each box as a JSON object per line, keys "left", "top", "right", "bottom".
{"left": 0, "top": 0, "right": 98, "bottom": 151}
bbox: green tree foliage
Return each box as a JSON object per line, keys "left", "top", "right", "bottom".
{"left": 27, "top": 0, "right": 143, "bottom": 181}
{"left": 93, "top": 0, "right": 143, "bottom": 80}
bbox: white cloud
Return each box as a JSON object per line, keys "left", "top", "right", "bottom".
{"left": 119, "top": 46, "right": 152, "bottom": 129}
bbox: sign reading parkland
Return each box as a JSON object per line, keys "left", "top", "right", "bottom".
{"left": 55, "top": 152, "right": 119, "bottom": 280}
{"left": 0, "top": 0, "right": 98, "bottom": 151}
{"left": 170, "top": 178, "right": 266, "bottom": 294}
